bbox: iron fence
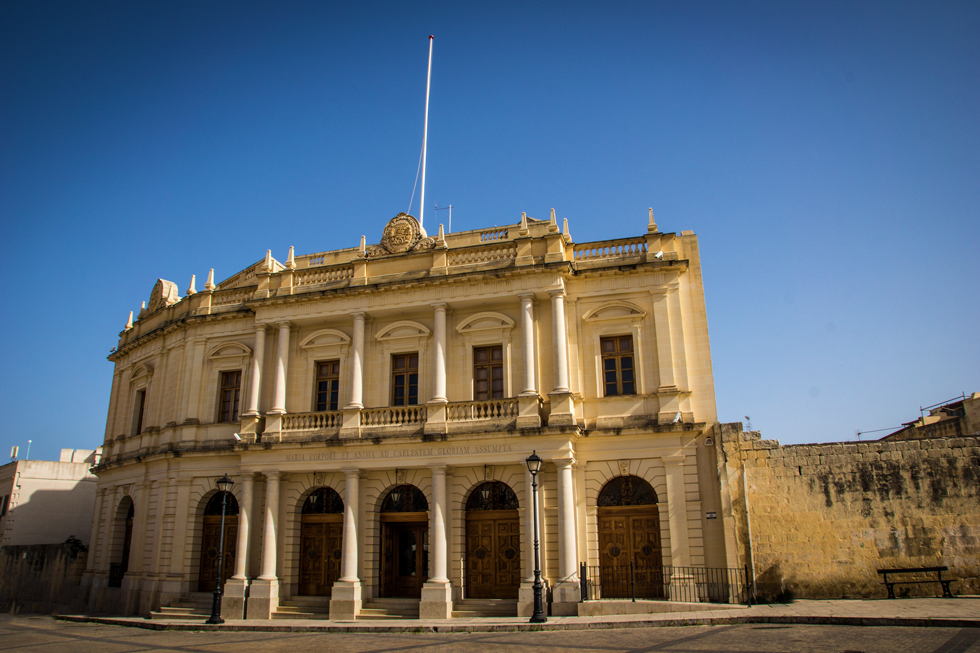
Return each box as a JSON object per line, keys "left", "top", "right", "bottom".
{"left": 108, "top": 562, "right": 125, "bottom": 588}
{"left": 580, "top": 562, "right": 750, "bottom": 605}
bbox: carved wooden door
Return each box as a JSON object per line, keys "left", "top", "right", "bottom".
{"left": 597, "top": 506, "right": 661, "bottom": 598}
{"left": 198, "top": 516, "right": 238, "bottom": 592}
{"left": 380, "top": 522, "right": 396, "bottom": 597}
{"left": 299, "top": 516, "right": 343, "bottom": 596}
{"left": 466, "top": 510, "right": 520, "bottom": 599}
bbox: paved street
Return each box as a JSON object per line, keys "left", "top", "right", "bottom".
{"left": 2, "top": 616, "right": 978, "bottom": 653}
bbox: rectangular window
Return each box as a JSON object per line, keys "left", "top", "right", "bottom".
{"left": 601, "top": 336, "right": 636, "bottom": 397}
{"left": 315, "top": 360, "right": 341, "bottom": 411}
{"left": 0, "top": 495, "right": 8, "bottom": 517}
{"left": 218, "top": 370, "right": 242, "bottom": 422}
{"left": 474, "top": 345, "right": 504, "bottom": 401}
{"left": 134, "top": 389, "right": 147, "bottom": 435}
{"left": 391, "top": 353, "right": 419, "bottom": 406}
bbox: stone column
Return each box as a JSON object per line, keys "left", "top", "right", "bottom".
{"left": 549, "top": 290, "right": 569, "bottom": 393}
{"left": 244, "top": 326, "right": 266, "bottom": 416}
{"left": 223, "top": 473, "right": 253, "bottom": 619}
{"left": 248, "top": 472, "right": 280, "bottom": 619}
{"left": 270, "top": 322, "right": 291, "bottom": 414}
{"left": 431, "top": 304, "right": 448, "bottom": 403}
{"left": 331, "top": 470, "right": 362, "bottom": 620}
{"left": 420, "top": 465, "right": 452, "bottom": 619}
{"left": 519, "top": 294, "right": 537, "bottom": 395}
{"left": 548, "top": 290, "right": 576, "bottom": 426}
{"left": 553, "top": 457, "right": 580, "bottom": 615}
{"left": 347, "top": 313, "right": 365, "bottom": 409}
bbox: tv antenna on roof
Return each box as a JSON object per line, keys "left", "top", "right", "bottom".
{"left": 435, "top": 204, "right": 452, "bottom": 233}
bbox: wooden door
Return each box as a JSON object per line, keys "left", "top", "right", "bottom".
{"left": 380, "top": 518, "right": 428, "bottom": 598}
{"left": 198, "top": 516, "right": 238, "bottom": 592}
{"left": 597, "top": 506, "right": 662, "bottom": 598}
{"left": 466, "top": 510, "right": 521, "bottom": 599}
{"left": 299, "top": 515, "right": 343, "bottom": 596}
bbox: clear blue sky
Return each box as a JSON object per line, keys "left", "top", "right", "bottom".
{"left": 1, "top": 1, "right": 977, "bottom": 461}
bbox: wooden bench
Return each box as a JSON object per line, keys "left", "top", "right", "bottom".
{"left": 877, "top": 566, "right": 956, "bottom": 599}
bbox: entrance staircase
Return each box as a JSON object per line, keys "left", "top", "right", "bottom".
{"left": 452, "top": 599, "right": 518, "bottom": 618}
{"left": 273, "top": 596, "right": 331, "bottom": 619}
{"left": 149, "top": 593, "right": 212, "bottom": 620}
{"left": 357, "top": 598, "right": 420, "bottom": 620}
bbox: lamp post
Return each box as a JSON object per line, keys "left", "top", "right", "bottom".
{"left": 525, "top": 451, "right": 547, "bottom": 623}
{"left": 206, "top": 474, "right": 234, "bottom": 625}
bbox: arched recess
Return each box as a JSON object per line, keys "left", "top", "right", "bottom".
{"left": 465, "top": 481, "right": 521, "bottom": 599}
{"left": 109, "top": 496, "right": 135, "bottom": 587}
{"left": 596, "top": 475, "right": 664, "bottom": 599}
{"left": 197, "top": 492, "right": 239, "bottom": 593}
{"left": 298, "top": 487, "right": 344, "bottom": 596}
{"left": 379, "top": 485, "right": 429, "bottom": 598}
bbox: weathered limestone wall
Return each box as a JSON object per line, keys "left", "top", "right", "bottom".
{"left": 0, "top": 542, "right": 89, "bottom": 613}
{"left": 721, "top": 423, "right": 980, "bottom": 600}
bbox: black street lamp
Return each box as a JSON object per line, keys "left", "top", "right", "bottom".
{"left": 525, "top": 451, "right": 547, "bottom": 623}
{"left": 206, "top": 474, "right": 234, "bottom": 625}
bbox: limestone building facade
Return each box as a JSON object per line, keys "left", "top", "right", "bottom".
{"left": 84, "top": 210, "right": 733, "bottom": 619}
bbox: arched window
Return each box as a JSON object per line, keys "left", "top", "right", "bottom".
{"left": 302, "top": 487, "right": 344, "bottom": 514}
{"left": 597, "top": 475, "right": 657, "bottom": 507}
{"left": 466, "top": 481, "right": 519, "bottom": 511}
{"left": 381, "top": 485, "right": 428, "bottom": 513}
{"left": 204, "top": 491, "right": 240, "bottom": 515}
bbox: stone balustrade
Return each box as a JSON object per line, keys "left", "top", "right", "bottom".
{"left": 479, "top": 227, "right": 510, "bottom": 242}
{"left": 446, "top": 398, "right": 520, "bottom": 422}
{"left": 294, "top": 265, "right": 354, "bottom": 287}
{"left": 281, "top": 410, "right": 342, "bottom": 432}
{"left": 360, "top": 406, "right": 427, "bottom": 427}
{"left": 211, "top": 287, "right": 255, "bottom": 306}
{"left": 573, "top": 237, "right": 648, "bottom": 261}
{"left": 448, "top": 244, "right": 518, "bottom": 267}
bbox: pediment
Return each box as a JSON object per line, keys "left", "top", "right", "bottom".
{"left": 131, "top": 361, "right": 154, "bottom": 378}
{"left": 216, "top": 258, "right": 283, "bottom": 290}
{"left": 376, "top": 320, "right": 431, "bottom": 341}
{"left": 207, "top": 341, "right": 253, "bottom": 360}
{"left": 300, "top": 329, "right": 351, "bottom": 349}
{"left": 456, "top": 312, "right": 515, "bottom": 333}
{"left": 584, "top": 301, "right": 647, "bottom": 322}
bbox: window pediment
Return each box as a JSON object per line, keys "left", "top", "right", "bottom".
{"left": 300, "top": 329, "right": 351, "bottom": 350}
{"left": 584, "top": 301, "right": 646, "bottom": 322}
{"left": 207, "top": 341, "right": 253, "bottom": 361}
{"left": 376, "top": 320, "right": 431, "bottom": 341}
{"left": 456, "top": 312, "right": 515, "bottom": 334}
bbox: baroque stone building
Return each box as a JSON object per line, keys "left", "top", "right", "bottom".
{"left": 84, "top": 210, "right": 733, "bottom": 619}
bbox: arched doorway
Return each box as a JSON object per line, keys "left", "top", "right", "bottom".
{"left": 379, "top": 485, "right": 428, "bottom": 598}
{"left": 121, "top": 502, "right": 135, "bottom": 572}
{"left": 465, "top": 481, "right": 520, "bottom": 599}
{"left": 109, "top": 499, "right": 135, "bottom": 588}
{"left": 198, "top": 492, "right": 239, "bottom": 592}
{"left": 299, "top": 487, "right": 344, "bottom": 596}
{"left": 597, "top": 475, "right": 664, "bottom": 598}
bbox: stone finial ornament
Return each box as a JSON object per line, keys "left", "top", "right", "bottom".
{"left": 125, "top": 311, "right": 134, "bottom": 330}
{"left": 204, "top": 268, "right": 216, "bottom": 291}
{"left": 436, "top": 223, "right": 446, "bottom": 247}
{"left": 549, "top": 208, "right": 557, "bottom": 227}
{"left": 186, "top": 275, "right": 197, "bottom": 296}
{"left": 264, "top": 249, "right": 273, "bottom": 272}
{"left": 648, "top": 207, "right": 658, "bottom": 233}
{"left": 286, "top": 246, "right": 296, "bottom": 270}
{"left": 563, "top": 218, "right": 571, "bottom": 241}
{"left": 359, "top": 235, "right": 366, "bottom": 256}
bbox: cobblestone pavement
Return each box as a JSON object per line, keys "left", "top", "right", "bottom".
{"left": 2, "top": 615, "right": 979, "bottom": 653}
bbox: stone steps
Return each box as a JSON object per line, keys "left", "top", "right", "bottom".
{"left": 452, "top": 599, "right": 518, "bottom": 618}
{"left": 273, "top": 597, "right": 331, "bottom": 620}
{"left": 357, "top": 598, "right": 420, "bottom": 620}
{"left": 148, "top": 594, "right": 213, "bottom": 621}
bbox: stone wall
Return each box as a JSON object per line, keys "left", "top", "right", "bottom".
{"left": 720, "top": 423, "right": 980, "bottom": 601}
{"left": 0, "top": 541, "right": 89, "bottom": 613}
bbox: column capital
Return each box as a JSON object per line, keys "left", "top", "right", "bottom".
{"left": 548, "top": 288, "right": 566, "bottom": 298}
{"left": 553, "top": 456, "right": 576, "bottom": 469}
{"left": 265, "top": 471, "right": 282, "bottom": 481}
{"left": 518, "top": 292, "right": 536, "bottom": 301}
{"left": 275, "top": 320, "right": 292, "bottom": 329}
{"left": 663, "top": 454, "right": 687, "bottom": 466}
{"left": 254, "top": 323, "right": 268, "bottom": 333}
{"left": 430, "top": 302, "right": 448, "bottom": 311}
{"left": 428, "top": 464, "right": 448, "bottom": 474}
{"left": 342, "top": 468, "right": 362, "bottom": 478}
{"left": 350, "top": 311, "right": 366, "bottom": 320}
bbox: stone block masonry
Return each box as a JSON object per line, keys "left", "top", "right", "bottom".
{"left": 720, "top": 423, "right": 980, "bottom": 601}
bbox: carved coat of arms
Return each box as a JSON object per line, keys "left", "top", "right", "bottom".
{"left": 367, "top": 213, "right": 435, "bottom": 257}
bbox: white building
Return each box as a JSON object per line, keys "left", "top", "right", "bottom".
{"left": 84, "top": 210, "right": 736, "bottom": 619}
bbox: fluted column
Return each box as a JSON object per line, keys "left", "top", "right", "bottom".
{"left": 232, "top": 475, "right": 253, "bottom": 579}
{"left": 244, "top": 326, "right": 266, "bottom": 416}
{"left": 347, "top": 312, "right": 365, "bottom": 409}
{"left": 339, "top": 470, "right": 360, "bottom": 582}
{"left": 549, "top": 290, "right": 569, "bottom": 393}
{"left": 519, "top": 294, "right": 537, "bottom": 395}
{"left": 429, "top": 466, "right": 449, "bottom": 583}
{"left": 259, "top": 472, "right": 280, "bottom": 580}
{"left": 270, "top": 323, "right": 291, "bottom": 414}
{"left": 431, "top": 304, "right": 448, "bottom": 403}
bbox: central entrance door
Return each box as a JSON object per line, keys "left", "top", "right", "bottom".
{"left": 299, "top": 487, "right": 344, "bottom": 596}
{"left": 198, "top": 492, "right": 239, "bottom": 593}
{"left": 379, "top": 485, "right": 429, "bottom": 598}
{"left": 465, "top": 481, "right": 521, "bottom": 599}
{"left": 596, "top": 475, "right": 664, "bottom": 599}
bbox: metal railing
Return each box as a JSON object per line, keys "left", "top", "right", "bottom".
{"left": 108, "top": 562, "right": 125, "bottom": 588}
{"left": 579, "top": 562, "right": 750, "bottom": 605}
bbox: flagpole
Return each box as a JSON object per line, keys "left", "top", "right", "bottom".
{"left": 419, "top": 35, "right": 434, "bottom": 233}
